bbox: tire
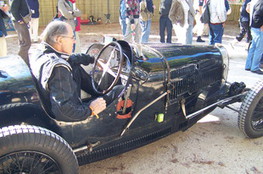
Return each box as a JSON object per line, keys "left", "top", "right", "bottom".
{"left": 238, "top": 79, "right": 263, "bottom": 138}
{"left": 0, "top": 125, "right": 79, "bottom": 174}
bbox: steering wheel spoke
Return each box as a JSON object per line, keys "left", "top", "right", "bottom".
{"left": 91, "top": 41, "right": 128, "bottom": 95}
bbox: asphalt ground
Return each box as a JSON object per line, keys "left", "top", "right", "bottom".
{"left": 5, "top": 22, "right": 263, "bottom": 174}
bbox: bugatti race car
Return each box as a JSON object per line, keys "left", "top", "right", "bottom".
{"left": 0, "top": 40, "right": 262, "bottom": 174}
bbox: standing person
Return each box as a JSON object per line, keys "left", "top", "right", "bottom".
{"left": 208, "top": 0, "right": 230, "bottom": 45}
{"left": 139, "top": 0, "right": 154, "bottom": 43}
{"left": 119, "top": 0, "right": 127, "bottom": 36}
{"left": 0, "top": 3, "right": 9, "bottom": 57}
{"left": 245, "top": 0, "right": 263, "bottom": 74}
{"left": 169, "top": 0, "right": 195, "bottom": 44}
{"left": 9, "top": 0, "right": 31, "bottom": 65}
{"left": 58, "top": 0, "right": 81, "bottom": 52}
{"left": 27, "top": 0, "right": 39, "bottom": 43}
{"left": 236, "top": 0, "right": 252, "bottom": 43}
{"left": 193, "top": 0, "right": 205, "bottom": 42}
{"left": 159, "top": 0, "right": 173, "bottom": 43}
{"left": 124, "top": 0, "right": 141, "bottom": 43}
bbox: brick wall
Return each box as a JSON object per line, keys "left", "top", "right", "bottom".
{"left": 39, "top": 0, "right": 242, "bottom": 27}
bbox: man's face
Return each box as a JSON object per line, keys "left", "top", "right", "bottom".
{"left": 60, "top": 25, "right": 76, "bottom": 55}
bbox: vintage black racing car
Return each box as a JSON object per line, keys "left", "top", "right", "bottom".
{"left": 0, "top": 41, "right": 262, "bottom": 173}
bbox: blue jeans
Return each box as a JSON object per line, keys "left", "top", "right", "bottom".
{"left": 245, "top": 27, "right": 263, "bottom": 71}
{"left": 209, "top": 23, "right": 224, "bottom": 45}
{"left": 159, "top": 16, "right": 172, "bottom": 43}
{"left": 140, "top": 19, "right": 152, "bottom": 43}
{"left": 119, "top": 17, "right": 127, "bottom": 36}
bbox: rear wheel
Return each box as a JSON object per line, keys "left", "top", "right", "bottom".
{"left": 238, "top": 80, "right": 263, "bottom": 138}
{"left": 0, "top": 125, "right": 79, "bottom": 174}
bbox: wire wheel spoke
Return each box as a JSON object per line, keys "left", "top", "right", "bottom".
{"left": 0, "top": 151, "right": 62, "bottom": 174}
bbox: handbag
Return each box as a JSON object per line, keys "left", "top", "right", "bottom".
{"left": 21, "top": 13, "right": 32, "bottom": 24}
{"left": 200, "top": 0, "right": 210, "bottom": 24}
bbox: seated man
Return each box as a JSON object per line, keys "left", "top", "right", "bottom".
{"left": 30, "top": 21, "right": 124, "bottom": 122}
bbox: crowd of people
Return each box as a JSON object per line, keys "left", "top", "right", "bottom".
{"left": 0, "top": 0, "right": 262, "bottom": 74}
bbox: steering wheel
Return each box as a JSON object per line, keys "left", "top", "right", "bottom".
{"left": 91, "top": 41, "right": 125, "bottom": 95}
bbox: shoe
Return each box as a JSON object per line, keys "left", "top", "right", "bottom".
{"left": 196, "top": 36, "right": 205, "bottom": 42}
{"left": 260, "top": 64, "right": 263, "bottom": 69}
{"left": 245, "top": 68, "right": 250, "bottom": 71}
{"left": 251, "top": 70, "right": 263, "bottom": 75}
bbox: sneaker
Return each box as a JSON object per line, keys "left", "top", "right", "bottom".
{"left": 251, "top": 70, "right": 263, "bottom": 75}
{"left": 196, "top": 36, "right": 205, "bottom": 42}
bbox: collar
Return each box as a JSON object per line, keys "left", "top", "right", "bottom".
{"left": 42, "top": 42, "right": 70, "bottom": 61}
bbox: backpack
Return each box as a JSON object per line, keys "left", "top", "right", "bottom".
{"left": 140, "top": 0, "right": 151, "bottom": 21}
{"left": 200, "top": 0, "right": 210, "bottom": 24}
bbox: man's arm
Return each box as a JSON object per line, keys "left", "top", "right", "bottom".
{"left": 48, "top": 66, "right": 92, "bottom": 121}
{"left": 10, "top": 0, "right": 22, "bottom": 22}
{"left": 57, "top": 0, "right": 80, "bottom": 20}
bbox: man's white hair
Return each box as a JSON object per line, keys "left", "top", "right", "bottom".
{"left": 41, "top": 21, "right": 70, "bottom": 46}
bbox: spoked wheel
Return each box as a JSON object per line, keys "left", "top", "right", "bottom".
{"left": 238, "top": 79, "right": 263, "bottom": 138}
{"left": 91, "top": 41, "right": 125, "bottom": 95}
{"left": 0, "top": 125, "right": 79, "bottom": 174}
{"left": 0, "top": 151, "right": 61, "bottom": 174}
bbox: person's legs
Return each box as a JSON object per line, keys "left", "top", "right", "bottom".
{"left": 208, "top": 24, "right": 215, "bottom": 45}
{"left": 159, "top": 16, "right": 166, "bottom": 43}
{"left": 209, "top": 24, "right": 223, "bottom": 45}
{"left": 195, "top": 13, "right": 205, "bottom": 42}
{"left": 140, "top": 19, "right": 151, "bottom": 43}
{"left": 243, "top": 21, "right": 252, "bottom": 42}
{"left": 166, "top": 17, "right": 173, "bottom": 43}
{"left": 119, "top": 17, "right": 127, "bottom": 36}
{"left": 13, "top": 22, "right": 31, "bottom": 65}
{"left": 124, "top": 18, "right": 132, "bottom": 43}
{"left": 213, "top": 24, "right": 224, "bottom": 44}
{"left": 31, "top": 18, "right": 39, "bottom": 42}
{"left": 186, "top": 24, "right": 193, "bottom": 44}
{"left": 245, "top": 28, "right": 257, "bottom": 70}
{"left": 133, "top": 19, "right": 141, "bottom": 44}
{"left": 236, "top": 20, "right": 246, "bottom": 41}
{"left": 0, "top": 37, "right": 7, "bottom": 57}
{"left": 103, "top": 85, "right": 124, "bottom": 105}
{"left": 250, "top": 28, "right": 263, "bottom": 72}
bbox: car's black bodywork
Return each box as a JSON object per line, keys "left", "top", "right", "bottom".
{"left": 0, "top": 41, "right": 262, "bottom": 173}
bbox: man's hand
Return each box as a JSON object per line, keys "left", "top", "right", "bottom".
{"left": 261, "top": 25, "right": 263, "bottom": 32}
{"left": 89, "top": 97, "right": 106, "bottom": 115}
{"left": 131, "top": 23, "right": 136, "bottom": 31}
{"left": 68, "top": 53, "right": 95, "bottom": 66}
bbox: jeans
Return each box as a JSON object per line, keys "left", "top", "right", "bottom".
{"left": 159, "top": 16, "right": 172, "bottom": 43}
{"left": 209, "top": 23, "right": 224, "bottom": 45}
{"left": 245, "top": 27, "right": 263, "bottom": 71}
{"left": 119, "top": 17, "right": 127, "bottom": 36}
{"left": 13, "top": 21, "right": 31, "bottom": 65}
{"left": 140, "top": 19, "right": 152, "bottom": 43}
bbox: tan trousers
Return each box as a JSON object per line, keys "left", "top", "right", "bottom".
{"left": 0, "top": 37, "right": 7, "bottom": 57}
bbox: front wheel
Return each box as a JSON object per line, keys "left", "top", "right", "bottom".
{"left": 0, "top": 125, "right": 79, "bottom": 174}
{"left": 238, "top": 79, "right": 263, "bottom": 138}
